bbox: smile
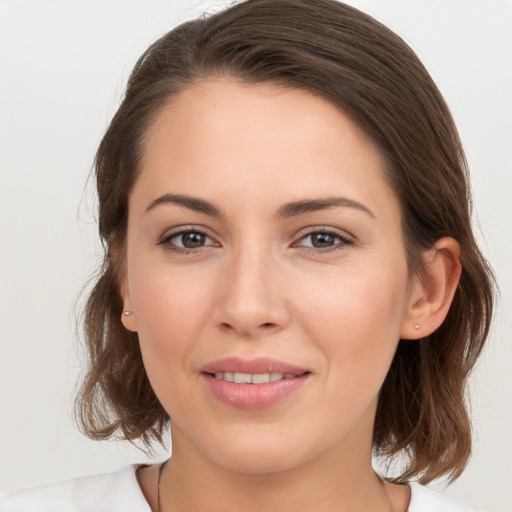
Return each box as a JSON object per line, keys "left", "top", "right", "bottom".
{"left": 212, "top": 372, "right": 299, "bottom": 384}
{"left": 199, "top": 357, "right": 311, "bottom": 410}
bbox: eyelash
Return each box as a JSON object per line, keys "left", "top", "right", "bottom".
{"left": 293, "top": 227, "right": 353, "bottom": 253}
{"left": 157, "top": 226, "right": 354, "bottom": 255}
{"left": 157, "top": 226, "right": 217, "bottom": 255}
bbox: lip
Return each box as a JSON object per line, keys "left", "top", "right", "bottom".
{"left": 199, "top": 357, "right": 311, "bottom": 410}
{"left": 199, "top": 356, "right": 309, "bottom": 375}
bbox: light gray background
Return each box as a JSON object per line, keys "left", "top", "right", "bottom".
{"left": 1, "top": 1, "right": 511, "bottom": 510}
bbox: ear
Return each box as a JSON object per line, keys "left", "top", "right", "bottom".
{"left": 400, "top": 237, "right": 461, "bottom": 340}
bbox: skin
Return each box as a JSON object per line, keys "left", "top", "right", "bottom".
{"left": 121, "top": 78, "right": 461, "bottom": 511}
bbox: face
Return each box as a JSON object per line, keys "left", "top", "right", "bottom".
{"left": 121, "top": 78, "right": 420, "bottom": 475}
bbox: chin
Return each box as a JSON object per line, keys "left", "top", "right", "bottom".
{"left": 213, "top": 448, "right": 306, "bottom": 475}
{"left": 196, "top": 428, "right": 311, "bottom": 475}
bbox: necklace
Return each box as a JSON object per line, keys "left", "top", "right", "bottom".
{"left": 157, "top": 459, "right": 169, "bottom": 512}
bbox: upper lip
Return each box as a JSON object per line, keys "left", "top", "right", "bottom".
{"left": 199, "top": 357, "right": 309, "bottom": 375}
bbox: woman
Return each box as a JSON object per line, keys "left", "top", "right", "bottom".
{"left": 0, "top": 0, "right": 495, "bottom": 510}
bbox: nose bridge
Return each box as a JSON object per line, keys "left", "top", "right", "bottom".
{"left": 216, "top": 235, "right": 287, "bottom": 336}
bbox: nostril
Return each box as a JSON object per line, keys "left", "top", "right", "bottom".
{"left": 216, "top": 319, "right": 281, "bottom": 335}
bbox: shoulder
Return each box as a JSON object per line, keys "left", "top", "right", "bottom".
{"left": 0, "top": 465, "right": 151, "bottom": 512}
{"left": 408, "top": 482, "right": 483, "bottom": 512}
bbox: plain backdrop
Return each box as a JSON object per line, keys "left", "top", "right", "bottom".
{"left": 0, "top": 1, "right": 511, "bottom": 510}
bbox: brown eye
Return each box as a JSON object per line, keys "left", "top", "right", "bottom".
{"left": 310, "top": 232, "right": 336, "bottom": 248}
{"left": 177, "top": 232, "right": 206, "bottom": 249}
{"left": 171, "top": 231, "right": 209, "bottom": 249}
{"left": 295, "top": 229, "right": 352, "bottom": 252}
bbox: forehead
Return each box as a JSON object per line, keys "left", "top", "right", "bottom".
{"left": 133, "top": 78, "right": 398, "bottom": 221}
{"left": 144, "top": 78, "right": 373, "bottom": 158}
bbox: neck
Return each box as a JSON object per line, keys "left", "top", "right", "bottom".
{"left": 158, "top": 429, "right": 402, "bottom": 512}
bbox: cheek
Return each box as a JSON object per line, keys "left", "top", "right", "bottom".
{"left": 128, "top": 270, "right": 213, "bottom": 420}
{"left": 296, "top": 261, "right": 409, "bottom": 385}
{"left": 126, "top": 255, "right": 216, "bottom": 387}
{"left": 128, "top": 236, "right": 213, "bottom": 330}
{"left": 298, "top": 260, "right": 409, "bottom": 333}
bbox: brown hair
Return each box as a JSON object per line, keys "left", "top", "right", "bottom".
{"left": 76, "top": 0, "right": 495, "bottom": 484}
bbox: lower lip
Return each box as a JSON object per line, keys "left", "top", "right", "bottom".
{"left": 201, "top": 373, "right": 310, "bottom": 410}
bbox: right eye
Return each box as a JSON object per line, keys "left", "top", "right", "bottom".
{"left": 159, "top": 228, "right": 218, "bottom": 254}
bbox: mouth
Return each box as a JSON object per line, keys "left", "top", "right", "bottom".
{"left": 199, "top": 357, "right": 311, "bottom": 410}
{"left": 209, "top": 371, "right": 304, "bottom": 384}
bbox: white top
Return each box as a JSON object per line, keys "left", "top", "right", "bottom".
{"left": 0, "top": 465, "right": 482, "bottom": 511}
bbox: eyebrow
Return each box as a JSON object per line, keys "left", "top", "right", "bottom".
{"left": 145, "top": 193, "right": 223, "bottom": 217}
{"left": 278, "top": 197, "right": 375, "bottom": 219}
{"left": 145, "top": 193, "right": 374, "bottom": 219}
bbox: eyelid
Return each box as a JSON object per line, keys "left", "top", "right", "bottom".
{"left": 293, "top": 225, "right": 354, "bottom": 240}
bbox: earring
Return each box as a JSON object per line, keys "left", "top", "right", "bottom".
{"left": 123, "top": 311, "right": 133, "bottom": 316}
{"left": 414, "top": 323, "right": 420, "bottom": 330}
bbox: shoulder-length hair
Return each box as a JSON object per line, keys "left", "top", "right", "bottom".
{"left": 75, "top": 0, "right": 495, "bottom": 484}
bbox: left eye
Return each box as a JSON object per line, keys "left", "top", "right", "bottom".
{"left": 296, "top": 231, "right": 350, "bottom": 249}
{"left": 166, "top": 230, "right": 214, "bottom": 249}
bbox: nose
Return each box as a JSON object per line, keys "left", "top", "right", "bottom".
{"left": 214, "top": 245, "right": 290, "bottom": 338}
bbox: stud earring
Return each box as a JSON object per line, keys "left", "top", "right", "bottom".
{"left": 414, "top": 323, "right": 420, "bottom": 330}
{"left": 123, "top": 311, "right": 133, "bottom": 316}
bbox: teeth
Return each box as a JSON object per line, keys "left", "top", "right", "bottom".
{"left": 213, "top": 371, "right": 297, "bottom": 383}
{"left": 234, "top": 372, "right": 252, "bottom": 384}
{"left": 251, "top": 373, "right": 271, "bottom": 384}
